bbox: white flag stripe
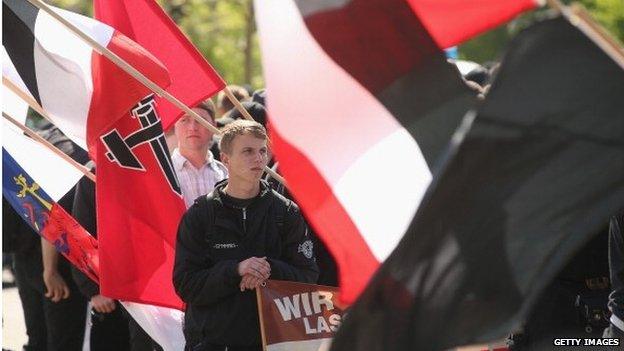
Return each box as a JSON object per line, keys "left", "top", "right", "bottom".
{"left": 255, "top": 0, "right": 431, "bottom": 262}
{"left": 2, "top": 119, "right": 82, "bottom": 201}
{"left": 3, "top": 46, "right": 33, "bottom": 117}
{"left": 28, "top": 5, "right": 115, "bottom": 150}
{"left": 2, "top": 82, "right": 29, "bottom": 125}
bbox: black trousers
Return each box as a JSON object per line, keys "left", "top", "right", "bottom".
{"left": 88, "top": 303, "right": 163, "bottom": 351}
{"left": 13, "top": 253, "right": 87, "bottom": 351}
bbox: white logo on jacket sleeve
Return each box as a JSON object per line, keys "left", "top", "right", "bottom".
{"left": 298, "top": 240, "right": 314, "bottom": 259}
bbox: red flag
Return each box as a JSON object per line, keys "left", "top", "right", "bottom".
{"left": 97, "top": 94, "right": 186, "bottom": 309}
{"left": 94, "top": 0, "right": 226, "bottom": 130}
{"left": 5, "top": 0, "right": 184, "bottom": 311}
{"left": 407, "top": 0, "right": 539, "bottom": 48}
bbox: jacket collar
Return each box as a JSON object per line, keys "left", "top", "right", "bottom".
{"left": 212, "top": 179, "right": 272, "bottom": 209}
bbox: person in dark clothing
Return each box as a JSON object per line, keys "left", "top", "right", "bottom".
{"left": 2, "top": 122, "right": 90, "bottom": 351}
{"left": 173, "top": 120, "right": 319, "bottom": 351}
{"left": 604, "top": 212, "right": 624, "bottom": 338}
{"left": 4, "top": 196, "right": 87, "bottom": 351}
{"left": 509, "top": 228, "right": 611, "bottom": 350}
{"left": 72, "top": 174, "right": 160, "bottom": 351}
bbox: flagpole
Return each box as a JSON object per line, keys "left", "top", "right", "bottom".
{"left": 2, "top": 112, "right": 96, "bottom": 182}
{"left": 223, "top": 86, "right": 256, "bottom": 122}
{"left": 3, "top": 77, "right": 54, "bottom": 126}
{"left": 26, "top": 0, "right": 286, "bottom": 186}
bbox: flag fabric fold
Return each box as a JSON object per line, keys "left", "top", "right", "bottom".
{"left": 94, "top": 0, "right": 226, "bottom": 130}
{"left": 2, "top": 0, "right": 170, "bottom": 153}
{"left": 331, "top": 16, "right": 624, "bottom": 351}
{"left": 255, "top": 0, "right": 474, "bottom": 304}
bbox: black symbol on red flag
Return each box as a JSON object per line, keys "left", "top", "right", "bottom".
{"left": 101, "top": 95, "right": 182, "bottom": 196}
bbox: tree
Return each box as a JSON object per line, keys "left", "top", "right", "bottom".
{"left": 51, "top": 0, "right": 262, "bottom": 88}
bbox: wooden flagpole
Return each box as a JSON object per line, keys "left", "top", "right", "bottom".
{"left": 2, "top": 111, "right": 96, "bottom": 182}
{"left": 223, "top": 86, "right": 256, "bottom": 121}
{"left": 26, "top": 0, "right": 286, "bottom": 186}
{"left": 3, "top": 77, "right": 54, "bottom": 125}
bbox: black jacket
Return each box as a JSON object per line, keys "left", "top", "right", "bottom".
{"left": 173, "top": 180, "right": 319, "bottom": 347}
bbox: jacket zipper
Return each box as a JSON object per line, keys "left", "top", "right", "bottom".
{"left": 242, "top": 207, "right": 247, "bottom": 233}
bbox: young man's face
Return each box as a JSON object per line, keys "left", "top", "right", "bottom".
{"left": 174, "top": 107, "right": 214, "bottom": 151}
{"left": 221, "top": 133, "right": 268, "bottom": 183}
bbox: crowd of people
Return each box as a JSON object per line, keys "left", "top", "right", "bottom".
{"left": 3, "top": 63, "right": 623, "bottom": 350}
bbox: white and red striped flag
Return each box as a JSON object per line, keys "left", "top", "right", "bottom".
{"left": 255, "top": 0, "right": 539, "bottom": 304}
{"left": 3, "top": 0, "right": 184, "bottom": 309}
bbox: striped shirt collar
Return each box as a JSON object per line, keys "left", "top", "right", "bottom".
{"left": 172, "top": 148, "right": 216, "bottom": 172}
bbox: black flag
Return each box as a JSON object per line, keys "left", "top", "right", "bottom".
{"left": 331, "top": 16, "right": 624, "bottom": 351}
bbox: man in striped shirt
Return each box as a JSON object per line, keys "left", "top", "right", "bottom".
{"left": 172, "top": 100, "right": 228, "bottom": 208}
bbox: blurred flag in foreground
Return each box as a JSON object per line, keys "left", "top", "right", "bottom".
{"left": 332, "top": 16, "right": 624, "bottom": 351}
{"left": 256, "top": 0, "right": 531, "bottom": 304}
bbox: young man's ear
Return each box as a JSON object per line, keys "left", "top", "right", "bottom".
{"left": 220, "top": 152, "right": 229, "bottom": 166}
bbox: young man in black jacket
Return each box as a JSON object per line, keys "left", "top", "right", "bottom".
{"left": 173, "top": 120, "right": 319, "bottom": 351}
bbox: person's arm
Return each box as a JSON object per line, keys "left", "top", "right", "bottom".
{"left": 173, "top": 202, "right": 242, "bottom": 306}
{"left": 267, "top": 201, "right": 319, "bottom": 284}
{"left": 41, "top": 238, "right": 70, "bottom": 302}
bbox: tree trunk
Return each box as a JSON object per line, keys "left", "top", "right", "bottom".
{"left": 244, "top": 0, "right": 254, "bottom": 84}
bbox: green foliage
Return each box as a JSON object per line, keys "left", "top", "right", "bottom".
{"left": 572, "top": 0, "right": 624, "bottom": 43}
{"left": 460, "top": 1, "right": 624, "bottom": 64}
{"left": 50, "top": 0, "right": 261, "bottom": 89}
{"left": 160, "top": 0, "right": 263, "bottom": 88}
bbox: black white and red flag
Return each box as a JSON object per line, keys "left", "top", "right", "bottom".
{"left": 332, "top": 16, "right": 624, "bottom": 351}
{"left": 3, "top": 0, "right": 185, "bottom": 309}
{"left": 255, "top": 0, "right": 537, "bottom": 304}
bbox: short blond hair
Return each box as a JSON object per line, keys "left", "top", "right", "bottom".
{"left": 219, "top": 120, "right": 268, "bottom": 155}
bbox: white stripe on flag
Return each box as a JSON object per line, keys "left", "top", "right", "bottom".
{"left": 255, "top": 0, "right": 431, "bottom": 262}
{"left": 334, "top": 128, "right": 431, "bottom": 261}
{"left": 2, "top": 119, "right": 83, "bottom": 201}
{"left": 2, "top": 78, "right": 29, "bottom": 125}
{"left": 3, "top": 46, "right": 33, "bottom": 118}
{"left": 29, "top": 5, "right": 116, "bottom": 150}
